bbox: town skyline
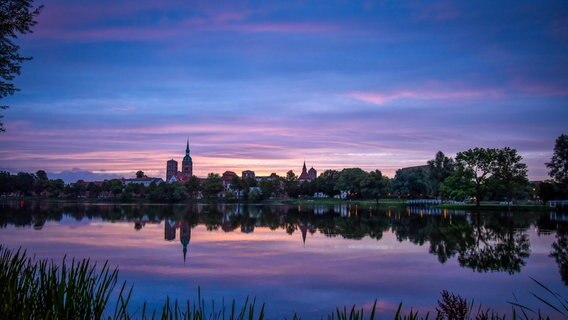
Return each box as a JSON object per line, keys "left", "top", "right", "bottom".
{"left": 1, "top": 0, "right": 566, "bottom": 183}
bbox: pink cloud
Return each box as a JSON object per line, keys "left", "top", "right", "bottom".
{"left": 347, "top": 87, "right": 502, "bottom": 105}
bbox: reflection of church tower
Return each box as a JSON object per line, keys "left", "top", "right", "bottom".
{"left": 298, "top": 223, "right": 308, "bottom": 246}
{"left": 179, "top": 220, "right": 191, "bottom": 264}
{"left": 164, "top": 219, "right": 176, "bottom": 241}
{"left": 182, "top": 139, "right": 193, "bottom": 176}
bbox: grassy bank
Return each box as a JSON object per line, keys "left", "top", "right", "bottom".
{"left": 1, "top": 246, "right": 566, "bottom": 319}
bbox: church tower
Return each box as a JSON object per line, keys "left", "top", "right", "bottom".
{"left": 182, "top": 139, "right": 193, "bottom": 176}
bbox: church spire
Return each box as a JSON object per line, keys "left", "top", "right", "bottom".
{"left": 186, "top": 138, "right": 190, "bottom": 155}
{"left": 302, "top": 160, "right": 307, "bottom": 173}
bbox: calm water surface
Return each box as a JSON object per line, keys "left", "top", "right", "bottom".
{"left": 0, "top": 201, "right": 567, "bottom": 318}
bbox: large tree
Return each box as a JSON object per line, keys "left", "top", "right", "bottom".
{"left": 427, "top": 151, "right": 455, "bottom": 197}
{"left": 454, "top": 148, "right": 498, "bottom": 207}
{"left": 184, "top": 175, "right": 201, "bottom": 198}
{"left": 335, "top": 168, "right": 368, "bottom": 199}
{"left": 316, "top": 169, "right": 340, "bottom": 197}
{"left": 490, "top": 147, "right": 528, "bottom": 202}
{"left": 361, "top": 169, "right": 389, "bottom": 203}
{"left": 284, "top": 170, "right": 299, "bottom": 198}
{"left": 201, "top": 173, "right": 223, "bottom": 199}
{"left": 546, "top": 134, "right": 568, "bottom": 185}
{"left": 1, "top": 0, "right": 43, "bottom": 132}
{"left": 391, "top": 167, "right": 431, "bottom": 198}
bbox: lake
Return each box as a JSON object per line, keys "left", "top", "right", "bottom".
{"left": 0, "top": 200, "right": 567, "bottom": 318}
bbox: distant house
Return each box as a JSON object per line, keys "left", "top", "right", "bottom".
{"left": 123, "top": 177, "right": 164, "bottom": 187}
{"left": 222, "top": 171, "right": 238, "bottom": 191}
{"left": 242, "top": 170, "right": 255, "bottom": 179}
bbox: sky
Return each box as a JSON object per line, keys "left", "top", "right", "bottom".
{"left": 0, "top": 0, "right": 567, "bottom": 182}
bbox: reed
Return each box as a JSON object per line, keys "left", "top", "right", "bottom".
{"left": 0, "top": 245, "right": 565, "bottom": 319}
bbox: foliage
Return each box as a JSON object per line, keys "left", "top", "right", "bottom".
{"left": 439, "top": 168, "right": 475, "bottom": 201}
{"left": 202, "top": 173, "right": 224, "bottom": 199}
{"left": 136, "top": 170, "right": 145, "bottom": 178}
{"left": 428, "top": 151, "right": 455, "bottom": 197}
{"left": 546, "top": 134, "right": 568, "bottom": 185}
{"left": 335, "top": 168, "right": 368, "bottom": 199}
{"left": 185, "top": 175, "right": 201, "bottom": 198}
{"left": 392, "top": 167, "right": 431, "bottom": 198}
{"left": 360, "top": 169, "right": 389, "bottom": 202}
{"left": 0, "top": 0, "right": 43, "bottom": 131}
{"left": 259, "top": 173, "right": 282, "bottom": 200}
{"left": 451, "top": 147, "right": 530, "bottom": 206}
{"left": 317, "top": 169, "right": 341, "bottom": 197}
{"left": 490, "top": 147, "right": 529, "bottom": 201}
{"left": 284, "top": 170, "right": 299, "bottom": 198}
{"left": 454, "top": 147, "right": 498, "bottom": 207}
{"left": 0, "top": 245, "right": 123, "bottom": 319}
{"left": 436, "top": 290, "right": 470, "bottom": 320}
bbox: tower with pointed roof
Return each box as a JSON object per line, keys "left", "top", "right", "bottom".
{"left": 298, "top": 161, "right": 316, "bottom": 183}
{"left": 182, "top": 139, "right": 193, "bottom": 176}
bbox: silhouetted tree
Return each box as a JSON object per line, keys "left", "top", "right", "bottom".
{"left": 546, "top": 134, "right": 568, "bottom": 185}
{"left": 391, "top": 167, "right": 430, "bottom": 198}
{"left": 0, "top": 0, "right": 43, "bottom": 131}
{"left": 201, "top": 173, "right": 223, "bottom": 199}
{"left": 316, "top": 169, "right": 340, "bottom": 197}
{"left": 284, "top": 170, "right": 299, "bottom": 198}
{"left": 335, "top": 168, "right": 368, "bottom": 199}
{"left": 361, "top": 169, "right": 389, "bottom": 203}
{"left": 184, "top": 175, "right": 201, "bottom": 198}
{"left": 489, "top": 147, "right": 528, "bottom": 202}
{"left": 455, "top": 148, "right": 498, "bottom": 207}
{"left": 427, "top": 151, "right": 455, "bottom": 197}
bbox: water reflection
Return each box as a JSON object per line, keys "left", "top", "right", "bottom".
{"left": 0, "top": 200, "right": 566, "bottom": 280}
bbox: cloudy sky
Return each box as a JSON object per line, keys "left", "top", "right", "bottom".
{"left": 1, "top": 0, "right": 566, "bottom": 182}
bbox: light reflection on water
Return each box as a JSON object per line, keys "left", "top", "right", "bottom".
{"left": 0, "top": 201, "right": 567, "bottom": 318}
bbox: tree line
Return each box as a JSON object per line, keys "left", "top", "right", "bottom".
{"left": 1, "top": 134, "right": 567, "bottom": 205}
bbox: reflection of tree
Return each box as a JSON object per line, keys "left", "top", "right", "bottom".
{"left": 428, "top": 217, "right": 474, "bottom": 264}
{"left": 457, "top": 213, "right": 530, "bottom": 274}
{"left": 391, "top": 215, "right": 430, "bottom": 245}
{"left": 0, "top": 200, "right": 549, "bottom": 276}
{"left": 550, "top": 226, "right": 568, "bottom": 286}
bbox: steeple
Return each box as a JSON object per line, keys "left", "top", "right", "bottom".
{"left": 183, "top": 138, "right": 192, "bottom": 163}
{"left": 302, "top": 161, "right": 307, "bottom": 174}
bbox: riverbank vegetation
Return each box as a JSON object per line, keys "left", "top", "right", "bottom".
{"left": 1, "top": 135, "right": 567, "bottom": 206}
{"left": 1, "top": 245, "right": 565, "bottom": 319}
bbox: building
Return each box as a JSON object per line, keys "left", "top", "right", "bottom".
{"left": 298, "top": 161, "right": 317, "bottom": 183}
{"left": 166, "top": 159, "right": 178, "bottom": 181}
{"left": 242, "top": 170, "right": 255, "bottom": 180}
{"left": 222, "top": 171, "right": 238, "bottom": 191}
{"left": 182, "top": 139, "right": 193, "bottom": 176}
{"left": 166, "top": 140, "right": 194, "bottom": 183}
{"left": 123, "top": 177, "right": 163, "bottom": 187}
